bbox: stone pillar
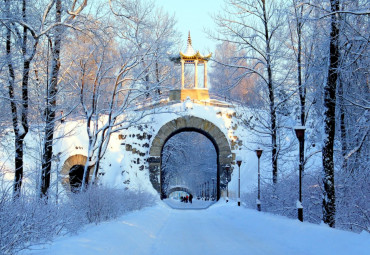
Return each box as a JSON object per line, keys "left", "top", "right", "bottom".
{"left": 148, "top": 157, "right": 161, "bottom": 194}
{"left": 204, "top": 61, "right": 208, "bottom": 88}
{"left": 181, "top": 59, "right": 185, "bottom": 89}
{"left": 194, "top": 59, "right": 198, "bottom": 88}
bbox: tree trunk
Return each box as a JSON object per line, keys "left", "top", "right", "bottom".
{"left": 81, "top": 136, "right": 93, "bottom": 191}
{"left": 40, "top": 0, "right": 62, "bottom": 198}
{"left": 322, "top": 0, "right": 340, "bottom": 228}
{"left": 156, "top": 57, "right": 161, "bottom": 96}
{"left": 5, "top": 2, "right": 20, "bottom": 196}
{"left": 5, "top": 0, "right": 31, "bottom": 197}
{"left": 262, "top": 1, "right": 278, "bottom": 184}
{"left": 338, "top": 76, "right": 347, "bottom": 170}
{"left": 337, "top": 6, "right": 347, "bottom": 171}
{"left": 16, "top": 0, "right": 31, "bottom": 196}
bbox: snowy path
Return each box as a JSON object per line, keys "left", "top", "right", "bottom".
{"left": 23, "top": 201, "right": 369, "bottom": 255}
{"left": 163, "top": 198, "right": 215, "bottom": 209}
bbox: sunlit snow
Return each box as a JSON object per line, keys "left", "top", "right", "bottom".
{"left": 22, "top": 200, "right": 369, "bottom": 255}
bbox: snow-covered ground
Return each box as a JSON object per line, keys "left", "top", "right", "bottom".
{"left": 22, "top": 200, "right": 369, "bottom": 255}
{"left": 164, "top": 198, "right": 216, "bottom": 209}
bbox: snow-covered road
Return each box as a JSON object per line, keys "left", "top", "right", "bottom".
{"left": 24, "top": 200, "right": 369, "bottom": 255}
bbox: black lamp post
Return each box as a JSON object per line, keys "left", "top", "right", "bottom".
{"left": 199, "top": 184, "right": 201, "bottom": 198}
{"left": 226, "top": 165, "right": 230, "bottom": 203}
{"left": 204, "top": 181, "right": 207, "bottom": 200}
{"left": 255, "top": 148, "right": 263, "bottom": 211}
{"left": 208, "top": 181, "right": 210, "bottom": 200}
{"left": 202, "top": 182, "right": 204, "bottom": 200}
{"left": 201, "top": 183, "right": 203, "bottom": 199}
{"left": 236, "top": 156, "right": 242, "bottom": 206}
{"left": 204, "top": 182, "right": 206, "bottom": 200}
{"left": 212, "top": 178, "right": 215, "bottom": 200}
{"left": 200, "top": 184, "right": 202, "bottom": 198}
{"left": 200, "top": 183, "right": 202, "bottom": 199}
{"left": 294, "top": 126, "right": 305, "bottom": 222}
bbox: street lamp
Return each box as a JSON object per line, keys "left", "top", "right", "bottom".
{"left": 225, "top": 165, "right": 230, "bottom": 203}
{"left": 294, "top": 126, "right": 306, "bottom": 222}
{"left": 212, "top": 178, "right": 215, "bottom": 200}
{"left": 255, "top": 148, "right": 263, "bottom": 211}
{"left": 207, "top": 181, "right": 210, "bottom": 201}
{"left": 236, "top": 156, "right": 242, "bottom": 206}
{"left": 204, "top": 181, "right": 207, "bottom": 200}
{"left": 199, "top": 184, "right": 201, "bottom": 198}
{"left": 202, "top": 183, "right": 204, "bottom": 200}
{"left": 200, "top": 183, "right": 202, "bottom": 199}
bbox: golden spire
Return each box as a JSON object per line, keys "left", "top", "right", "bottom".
{"left": 188, "top": 31, "right": 192, "bottom": 46}
{"left": 178, "top": 31, "right": 211, "bottom": 60}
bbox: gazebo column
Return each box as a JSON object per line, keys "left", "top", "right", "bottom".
{"left": 194, "top": 59, "right": 198, "bottom": 88}
{"left": 204, "top": 61, "right": 208, "bottom": 88}
{"left": 181, "top": 59, "right": 185, "bottom": 89}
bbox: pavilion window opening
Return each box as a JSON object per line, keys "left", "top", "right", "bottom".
{"left": 178, "top": 32, "right": 211, "bottom": 90}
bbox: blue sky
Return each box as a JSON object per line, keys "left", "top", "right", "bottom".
{"left": 157, "top": 0, "right": 223, "bottom": 54}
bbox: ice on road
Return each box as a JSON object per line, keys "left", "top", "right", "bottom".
{"left": 24, "top": 200, "right": 369, "bottom": 255}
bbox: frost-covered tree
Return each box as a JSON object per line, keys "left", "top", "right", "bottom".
{"left": 39, "top": 0, "right": 88, "bottom": 198}
{"left": 144, "top": 7, "right": 180, "bottom": 99}
{"left": 109, "top": 0, "right": 179, "bottom": 101}
{"left": 336, "top": 0, "right": 369, "bottom": 172}
{"left": 322, "top": 0, "right": 369, "bottom": 227}
{"left": 238, "top": 0, "right": 369, "bottom": 230}
{"left": 320, "top": 0, "right": 340, "bottom": 228}
{"left": 61, "top": 1, "right": 181, "bottom": 190}
{"left": 0, "top": 0, "right": 87, "bottom": 197}
{"left": 213, "top": 0, "right": 292, "bottom": 183}
{"left": 2, "top": 0, "right": 34, "bottom": 197}
{"left": 210, "top": 41, "right": 262, "bottom": 106}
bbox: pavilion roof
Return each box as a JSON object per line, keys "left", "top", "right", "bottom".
{"left": 178, "top": 32, "right": 212, "bottom": 62}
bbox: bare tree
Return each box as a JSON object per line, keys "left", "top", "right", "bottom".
{"left": 321, "top": 0, "right": 369, "bottom": 227}
{"left": 40, "top": 0, "right": 88, "bottom": 198}
{"left": 210, "top": 41, "right": 262, "bottom": 106}
{"left": 1, "top": 0, "right": 87, "bottom": 197}
{"left": 65, "top": 1, "right": 181, "bottom": 190}
{"left": 336, "top": 0, "right": 369, "bottom": 172}
{"left": 150, "top": 8, "right": 180, "bottom": 99}
{"left": 2, "top": 0, "right": 43, "bottom": 197}
{"left": 213, "top": 0, "right": 290, "bottom": 183}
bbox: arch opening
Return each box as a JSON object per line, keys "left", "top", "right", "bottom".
{"left": 148, "top": 116, "right": 233, "bottom": 204}
{"left": 161, "top": 130, "right": 217, "bottom": 205}
{"left": 60, "top": 154, "right": 95, "bottom": 192}
{"left": 69, "top": 165, "right": 87, "bottom": 193}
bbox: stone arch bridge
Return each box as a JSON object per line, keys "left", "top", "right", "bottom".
{"left": 55, "top": 34, "right": 246, "bottom": 199}
{"left": 56, "top": 98, "right": 245, "bottom": 199}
